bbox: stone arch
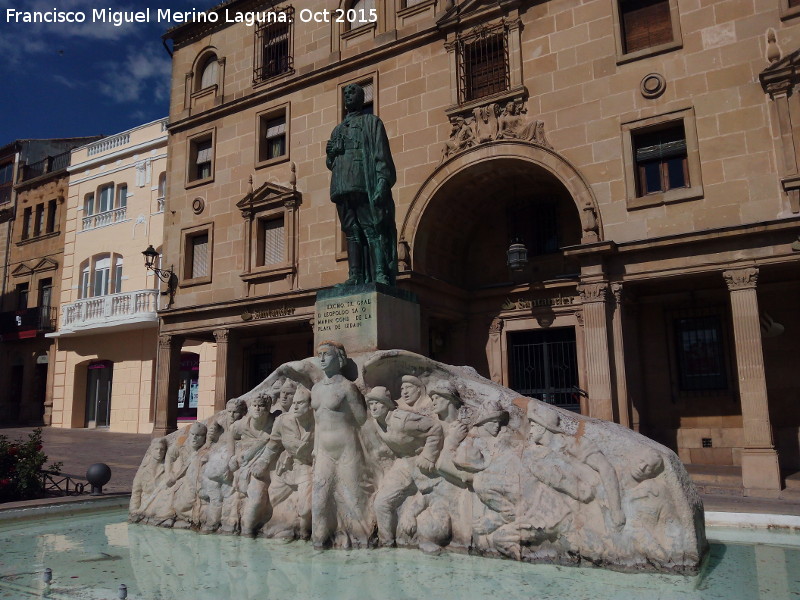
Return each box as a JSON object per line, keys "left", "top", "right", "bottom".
{"left": 400, "top": 141, "right": 602, "bottom": 261}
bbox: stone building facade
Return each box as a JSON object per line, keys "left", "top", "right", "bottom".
{"left": 46, "top": 120, "right": 202, "bottom": 433}
{"left": 156, "top": 0, "right": 800, "bottom": 495}
{"left": 0, "top": 137, "right": 101, "bottom": 424}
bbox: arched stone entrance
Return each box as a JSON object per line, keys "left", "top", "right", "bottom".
{"left": 400, "top": 141, "right": 600, "bottom": 415}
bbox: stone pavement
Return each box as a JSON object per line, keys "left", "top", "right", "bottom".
{"left": 1, "top": 425, "right": 800, "bottom": 519}
{"left": 0, "top": 426, "right": 151, "bottom": 495}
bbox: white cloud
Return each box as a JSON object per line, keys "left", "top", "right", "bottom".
{"left": 98, "top": 46, "right": 172, "bottom": 105}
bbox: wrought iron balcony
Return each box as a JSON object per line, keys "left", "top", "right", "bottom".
{"left": 55, "top": 290, "right": 159, "bottom": 337}
{"left": 19, "top": 151, "right": 71, "bottom": 182}
{"left": 0, "top": 306, "right": 57, "bottom": 338}
{"left": 81, "top": 207, "right": 127, "bottom": 231}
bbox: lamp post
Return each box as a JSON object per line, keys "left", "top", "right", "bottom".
{"left": 142, "top": 245, "right": 177, "bottom": 308}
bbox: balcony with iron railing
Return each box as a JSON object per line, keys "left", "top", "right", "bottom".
{"left": 52, "top": 289, "right": 160, "bottom": 337}
{"left": 82, "top": 207, "right": 127, "bottom": 231}
{"left": 19, "top": 151, "right": 71, "bottom": 182}
{"left": 0, "top": 306, "right": 57, "bottom": 339}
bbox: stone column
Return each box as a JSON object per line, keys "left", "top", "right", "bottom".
{"left": 213, "top": 328, "right": 234, "bottom": 413}
{"left": 611, "top": 283, "right": 631, "bottom": 428}
{"left": 723, "top": 267, "right": 781, "bottom": 494}
{"left": 152, "top": 333, "right": 183, "bottom": 438}
{"left": 578, "top": 281, "right": 614, "bottom": 421}
{"left": 486, "top": 317, "right": 503, "bottom": 385}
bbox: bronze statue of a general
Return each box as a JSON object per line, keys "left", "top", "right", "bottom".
{"left": 326, "top": 83, "right": 397, "bottom": 286}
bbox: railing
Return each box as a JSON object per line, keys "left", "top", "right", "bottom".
{"left": 0, "top": 306, "right": 57, "bottom": 335}
{"left": 19, "top": 151, "right": 71, "bottom": 182}
{"left": 61, "top": 290, "right": 159, "bottom": 329}
{"left": 40, "top": 470, "right": 86, "bottom": 496}
{"left": 86, "top": 133, "right": 131, "bottom": 156}
{"left": 82, "top": 207, "right": 127, "bottom": 231}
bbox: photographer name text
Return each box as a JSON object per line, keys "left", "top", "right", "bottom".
{"left": 4, "top": 7, "right": 378, "bottom": 27}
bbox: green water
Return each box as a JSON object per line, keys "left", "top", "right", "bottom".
{"left": 0, "top": 507, "right": 798, "bottom": 599}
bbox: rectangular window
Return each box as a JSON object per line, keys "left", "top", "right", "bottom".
{"left": 84, "top": 193, "right": 95, "bottom": 216}
{"left": 188, "top": 135, "right": 214, "bottom": 184}
{"left": 457, "top": 25, "right": 509, "bottom": 103}
{"left": 674, "top": 313, "right": 728, "bottom": 391}
{"left": 0, "top": 162, "right": 13, "bottom": 185}
{"left": 16, "top": 283, "right": 29, "bottom": 310}
{"left": 93, "top": 257, "right": 111, "bottom": 297}
{"left": 257, "top": 114, "right": 286, "bottom": 164}
{"left": 113, "top": 258, "right": 123, "bottom": 294}
{"left": 260, "top": 216, "right": 285, "bottom": 266}
{"left": 38, "top": 278, "right": 52, "bottom": 309}
{"left": 190, "top": 233, "right": 209, "bottom": 278}
{"left": 34, "top": 203, "right": 44, "bottom": 237}
{"left": 0, "top": 162, "right": 12, "bottom": 204}
{"left": 46, "top": 199, "right": 56, "bottom": 233}
{"left": 117, "top": 183, "right": 127, "bottom": 209}
{"left": 98, "top": 184, "right": 114, "bottom": 213}
{"left": 620, "top": 0, "right": 673, "bottom": 54}
{"left": 634, "top": 124, "right": 688, "bottom": 197}
{"left": 254, "top": 8, "right": 294, "bottom": 83}
{"left": 22, "top": 206, "right": 32, "bottom": 240}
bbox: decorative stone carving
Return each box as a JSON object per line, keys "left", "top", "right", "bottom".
{"left": 578, "top": 281, "right": 608, "bottom": 303}
{"left": 441, "top": 100, "right": 551, "bottom": 164}
{"left": 723, "top": 266, "right": 759, "bottom": 291}
{"left": 132, "top": 345, "right": 707, "bottom": 573}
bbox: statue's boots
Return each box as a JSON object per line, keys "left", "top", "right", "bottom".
{"left": 343, "top": 239, "right": 364, "bottom": 285}
{"left": 369, "top": 241, "right": 390, "bottom": 285}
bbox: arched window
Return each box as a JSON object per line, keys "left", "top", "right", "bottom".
{"left": 78, "top": 253, "right": 123, "bottom": 298}
{"left": 199, "top": 55, "right": 218, "bottom": 90}
{"left": 346, "top": 0, "right": 376, "bottom": 29}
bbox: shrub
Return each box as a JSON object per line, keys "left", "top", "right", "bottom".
{"left": 0, "top": 428, "right": 62, "bottom": 502}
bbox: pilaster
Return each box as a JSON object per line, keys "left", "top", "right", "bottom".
{"left": 152, "top": 333, "right": 183, "bottom": 438}
{"left": 578, "top": 281, "right": 613, "bottom": 421}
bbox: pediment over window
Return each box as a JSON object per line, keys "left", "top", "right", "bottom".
{"left": 436, "top": 0, "right": 520, "bottom": 29}
{"left": 236, "top": 180, "right": 300, "bottom": 219}
{"left": 11, "top": 263, "right": 33, "bottom": 277}
{"left": 32, "top": 257, "right": 58, "bottom": 272}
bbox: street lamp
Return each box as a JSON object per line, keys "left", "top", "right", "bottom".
{"left": 142, "top": 245, "right": 176, "bottom": 307}
{"left": 506, "top": 239, "right": 529, "bottom": 271}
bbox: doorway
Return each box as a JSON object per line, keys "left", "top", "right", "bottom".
{"left": 508, "top": 327, "right": 580, "bottom": 411}
{"left": 85, "top": 360, "right": 113, "bottom": 427}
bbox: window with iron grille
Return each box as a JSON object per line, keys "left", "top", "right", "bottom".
{"left": 633, "top": 123, "right": 688, "bottom": 197}
{"left": 457, "top": 24, "right": 509, "bottom": 103}
{"left": 673, "top": 311, "right": 729, "bottom": 392}
{"left": 254, "top": 8, "right": 294, "bottom": 83}
{"left": 619, "top": 0, "right": 673, "bottom": 54}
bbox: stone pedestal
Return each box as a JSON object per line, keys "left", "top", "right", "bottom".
{"left": 314, "top": 283, "right": 421, "bottom": 354}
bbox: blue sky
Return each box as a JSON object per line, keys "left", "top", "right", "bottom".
{"left": 0, "top": 0, "right": 196, "bottom": 142}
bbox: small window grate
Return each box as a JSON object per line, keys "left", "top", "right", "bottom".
{"left": 456, "top": 23, "right": 510, "bottom": 104}
{"left": 253, "top": 7, "right": 294, "bottom": 83}
{"left": 701, "top": 438, "right": 712, "bottom": 448}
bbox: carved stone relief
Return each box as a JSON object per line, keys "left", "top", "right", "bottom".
{"left": 131, "top": 345, "right": 707, "bottom": 573}
{"left": 441, "top": 100, "right": 552, "bottom": 164}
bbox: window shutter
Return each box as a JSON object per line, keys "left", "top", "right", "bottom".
{"left": 265, "top": 117, "right": 286, "bottom": 139}
{"left": 192, "top": 234, "right": 209, "bottom": 278}
{"left": 196, "top": 143, "right": 213, "bottom": 165}
{"left": 200, "top": 59, "right": 218, "bottom": 89}
{"left": 621, "top": 0, "right": 672, "bottom": 54}
{"left": 636, "top": 139, "right": 686, "bottom": 162}
{"left": 263, "top": 218, "right": 285, "bottom": 265}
